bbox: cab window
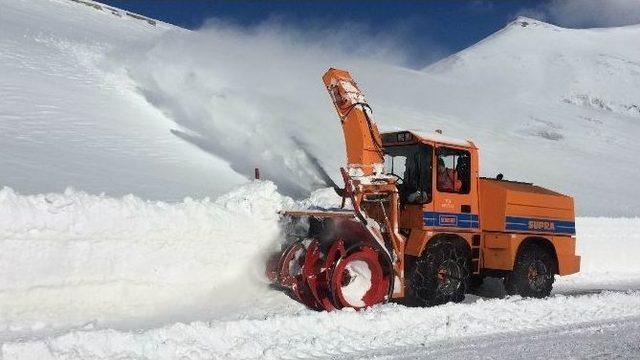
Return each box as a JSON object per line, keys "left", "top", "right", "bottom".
{"left": 384, "top": 144, "right": 432, "bottom": 204}
{"left": 436, "top": 147, "right": 471, "bottom": 194}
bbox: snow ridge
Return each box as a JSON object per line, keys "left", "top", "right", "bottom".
{"left": 0, "top": 182, "right": 292, "bottom": 339}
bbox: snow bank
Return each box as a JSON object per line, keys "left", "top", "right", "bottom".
{"left": 0, "top": 182, "right": 293, "bottom": 337}
{"left": 552, "top": 217, "right": 640, "bottom": 293}
{"left": 0, "top": 0, "right": 249, "bottom": 201}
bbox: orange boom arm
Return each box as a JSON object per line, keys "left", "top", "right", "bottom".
{"left": 322, "top": 68, "right": 384, "bottom": 175}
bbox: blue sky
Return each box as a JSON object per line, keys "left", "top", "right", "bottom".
{"left": 100, "top": 0, "right": 640, "bottom": 68}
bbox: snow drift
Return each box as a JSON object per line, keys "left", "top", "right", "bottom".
{"left": 0, "top": 182, "right": 299, "bottom": 338}
{"left": 0, "top": 0, "right": 246, "bottom": 201}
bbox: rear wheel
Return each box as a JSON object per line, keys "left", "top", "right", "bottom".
{"left": 505, "top": 243, "right": 556, "bottom": 298}
{"left": 406, "top": 240, "right": 469, "bottom": 306}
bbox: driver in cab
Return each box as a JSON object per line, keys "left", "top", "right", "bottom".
{"left": 437, "top": 157, "right": 462, "bottom": 192}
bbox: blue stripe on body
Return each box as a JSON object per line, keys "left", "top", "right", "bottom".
{"left": 422, "top": 213, "right": 575, "bottom": 234}
{"left": 505, "top": 216, "right": 575, "bottom": 235}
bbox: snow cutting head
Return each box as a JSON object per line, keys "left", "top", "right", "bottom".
{"left": 265, "top": 68, "right": 406, "bottom": 311}
{"left": 265, "top": 210, "right": 393, "bottom": 310}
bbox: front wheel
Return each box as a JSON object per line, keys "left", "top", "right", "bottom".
{"left": 406, "top": 240, "right": 469, "bottom": 306}
{"left": 505, "top": 243, "right": 556, "bottom": 298}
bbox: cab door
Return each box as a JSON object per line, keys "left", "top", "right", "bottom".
{"left": 427, "top": 145, "right": 479, "bottom": 232}
{"left": 389, "top": 144, "right": 433, "bottom": 230}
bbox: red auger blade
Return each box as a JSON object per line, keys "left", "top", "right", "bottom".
{"left": 277, "top": 241, "right": 305, "bottom": 288}
{"left": 298, "top": 240, "right": 325, "bottom": 310}
{"left": 267, "top": 236, "right": 390, "bottom": 311}
{"left": 330, "top": 245, "right": 390, "bottom": 310}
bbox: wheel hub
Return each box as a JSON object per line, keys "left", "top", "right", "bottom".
{"left": 527, "top": 260, "right": 549, "bottom": 290}
{"left": 437, "top": 260, "right": 463, "bottom": 296}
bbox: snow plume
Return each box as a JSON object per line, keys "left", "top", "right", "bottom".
{"left": 113, "top": 21, "right": 407, "bottom": 198}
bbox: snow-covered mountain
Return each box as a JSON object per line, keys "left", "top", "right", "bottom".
{"left": 2, "top": 0, "right": 640, "bottom": 215}
{"left": 415, "top": 17, "right": 640, "bottom": 217}
{"left": 0, "top": 0, "right": 245, "bottom": 200}
{"left": 2, "top": 1, "right": 640, "bottom": 358}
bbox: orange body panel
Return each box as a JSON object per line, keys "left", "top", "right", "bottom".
{"left": 482, "top": 232, "right": 514, "bottom": 270}
{"left": 480, "top": 233, "right": 579, "bottom": 275}
{"left": 383, "top": 130, "right": 580, "bottom": 277}
{"left": 553, "top": 235, "right": 581, "bottom": 275}
{"left": 479, "top": 178, "right": 575, "bottom": 233}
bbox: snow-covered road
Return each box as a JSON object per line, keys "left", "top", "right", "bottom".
{"left": 366, "top": 316, "right": 640, "bottom": 359}
{"left": 3, "top": 290, "right": 640, "bottom": 359}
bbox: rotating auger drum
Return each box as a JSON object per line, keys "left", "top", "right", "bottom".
{"left": 266, "top": 212, "right": 394, "bottom": 311}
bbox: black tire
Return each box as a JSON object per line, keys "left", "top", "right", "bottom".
{"left": 406, "top": 240, "right": 470, "bottom": 306}
{"left": 504, "top": 243, "right": 556, "bottom": 298}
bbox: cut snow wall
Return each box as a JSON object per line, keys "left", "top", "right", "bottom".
{"left": 0, "top": 182, "right": 292, "bottom": 335}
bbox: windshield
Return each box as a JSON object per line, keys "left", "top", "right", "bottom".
{"left": 384, "top": 144, "right": 432, "bottom": 204}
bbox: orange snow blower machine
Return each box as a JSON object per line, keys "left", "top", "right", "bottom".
{"left": 265, "top": 68, "right": 580, "bottom": 311}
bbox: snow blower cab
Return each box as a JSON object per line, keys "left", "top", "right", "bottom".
{"left": 265, "top": 68, "right": 580, "bottom": 311}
